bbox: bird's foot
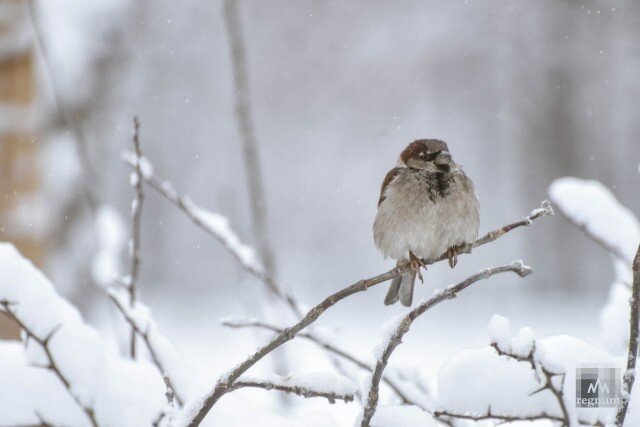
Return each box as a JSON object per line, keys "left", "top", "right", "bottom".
{"left": 409, "top": 252, "right": 425, "bottom": 283}
{"left": 447, "top": 246, "right": 462, "bottom": 269}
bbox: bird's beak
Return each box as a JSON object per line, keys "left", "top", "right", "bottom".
{"left": 435, "top": 151, "right": 452, "bottom": 164}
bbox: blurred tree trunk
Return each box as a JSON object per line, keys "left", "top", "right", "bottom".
{"left": 0, "top": 0, "right": 41, "bottom": 339}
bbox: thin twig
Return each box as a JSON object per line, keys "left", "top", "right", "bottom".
{"left": 221, "top": 319, "right": 425, "bottom": 409}
{"left": 435, "top": 409, "right": 565, "bottom": 424}
{"left": 0, "top": 302, "right": 98, "bottom": 427}
{"left": 360, "top": 262, "right": 533, "bottom": 426}
{"left": 128, "top": 117, "right": 144, "bottom": 359}
{"left": 107, "top": 290, "right": 184, "bottom": 406}
{"left": 615, "top": 244, "right": 640, "bottom": 426}
{"left": 229, "top": 378, "right": 354, "bottom": 404}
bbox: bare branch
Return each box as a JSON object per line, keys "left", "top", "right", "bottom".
{"left": 435, "top": 409, "right": 566, "bottom": 424}
{"left": 127, "top": 116, "right": 145, "bottom": 359}
{"left": 0, "top": 301, "right": 98, "bottom": 427}
{"left": 360, "top": 262, "right": 533, "bottom": 426}
{"left": 223, "top": 0, "right": 276, "bottom": 276}
{"left": 229, "top": 378, "right": 354, "bottom": 404}
{"left": 107, "top": 289, "right": 184, "bottom": 406}
{"left": 221, "top": 319, "right": 426, "bottom": 409}
{"left": 615, "top": 244, "right": 640, "bottom": 426}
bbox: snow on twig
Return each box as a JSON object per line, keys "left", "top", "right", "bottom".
{"left": 221, "top": 318, "right": 428, "bottom": 409}
{"left": 230, "top": 372, "right": 356, "bottom": 403}
{"left": 176, "top": 202, "right": 550, "bottom": 427}
{"left": 107, "top": 286, "right": 196, "bottom": 406}
{"left": 359, "top": 262, "right": 532, "bottom": 427}
{"left": 0, "top": 243, "right": 168, "bottom": 426}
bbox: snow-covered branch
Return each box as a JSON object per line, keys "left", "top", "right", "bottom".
{"left": 0, "top": 243, "right": 168, "bottom": 426}
{"left": 616, "top": 244, "right": 640, "bottom": 426}
{"left": 490, "top": 342, "right": 569, "bottom": 424}
{"left": 124, "top": 149, "right": 552, "bottom": 426}
{"left": 549, "top": 178, "right": 639, "bottom": 265}
{"left": 230, "top": 373, "right": 356, "bottom": 404}
{"left": 0, "top": 301, "right": 98, "bottom": 427}
{"left": 170, "top": 203, "right": 551, "bottom": 427}
{"left": 221, "top": 318, "right": 427, "bottom": 409}
{"left": 120, "top": 152, "right": 300, "bottom": 313}
{"left": 107, "top": 286, "right": 195, "bottom": 406}
{"left": 360, "top": 262, "right": 533, "bottom": 427}
{"left": 124, "top": 150, "right": 431, "bottom": 405}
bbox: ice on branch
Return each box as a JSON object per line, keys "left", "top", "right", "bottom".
{"left": 549, "top": 177, "right": 640, "bottom": 263}
{"left": 0, "top": 243, "right": 167, "bottom": 426}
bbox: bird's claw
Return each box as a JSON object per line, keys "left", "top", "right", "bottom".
{"left": 409, "top": 252, "right": 425, "bottom": 283}
{"left": 447, "top": 246, "right": 459, "bottom": 269}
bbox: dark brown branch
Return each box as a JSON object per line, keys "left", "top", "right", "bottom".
{"left": 229, "top": 378, "right": 354, "bottom": 404}
{"left": 616, "top": 244, "right": 640, "bottom": 426}
{"left": 128, "top": 116, "right": 144, "bottom": 359}
{"left": 360, "top": 262, "right": 533, "bottom": 426}
{"left": 1, "top": 302, "right": 98, "bottom": 427}
{"left": 107, "top": 290, "right": 184, "bottom": 406}
{"left": 221, "top": 319, "right": 426, "bottom": 409}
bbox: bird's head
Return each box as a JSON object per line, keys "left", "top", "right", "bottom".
{"left": 398, "top": 139, "right": 456, "bottom": 173}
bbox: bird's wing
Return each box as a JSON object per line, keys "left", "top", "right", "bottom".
{"left": 378, "top": 167, "right": 403, "bottom": 206}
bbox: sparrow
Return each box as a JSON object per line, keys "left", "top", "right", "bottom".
{"left": 373, "top": 139, "right": 479, "bottom": 306}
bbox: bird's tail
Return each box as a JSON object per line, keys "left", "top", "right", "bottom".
{"left": 384, "top": 262, "right": 417, "bottom": 307}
